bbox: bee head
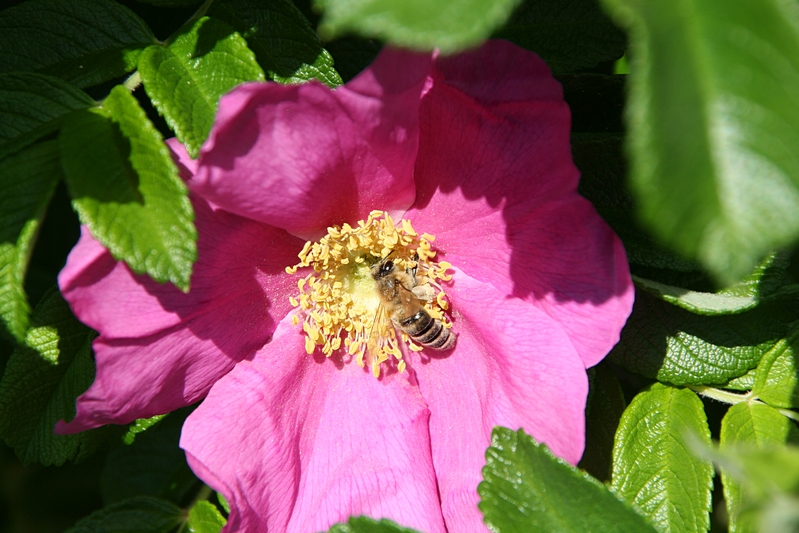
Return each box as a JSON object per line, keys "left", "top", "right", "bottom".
{"left": 370, "top": 252, "right": 397, "bottom": 280}
{"left": 379, "top": 260, "right": 395, "bottom": 276}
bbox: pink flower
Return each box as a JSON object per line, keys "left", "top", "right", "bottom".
{"left": 58, "top": 41, "right": 633, "bottom": 532}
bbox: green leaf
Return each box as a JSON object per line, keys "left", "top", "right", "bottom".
{"left": 723, "top": 368, "right": 758, "bottom": 392}
{"left": 600, "top": 0, "right": 799, "bottom": 285}
{"left": 187, "top": 501, "right": 226, "bottom": 533}
{"left": 60, "top": 85, "right": 197, "bottom": 291}
{"left": 611, "top": 384, "right": 713, "bottom": 533}
{"left": 479, "top": 427, "right": 658, "bottom": 533}
{"left": 752, "top": 328, "right": 799, "bottom": 408}
{"left": 138, "top": 16, "right": 265, "bottom": 158}
{"left": 216, "top": 492, "right": 230, "bottom": 514}
{"left": 578, "top": 363, "right": 627, "bottom": 482}
{"left": 720, "top": 402, "right": 799, "bottom": 459}
{"left": 720, "top": 402, "right": 799, "bottom": 533}
{"left": 328, "top": 517, "right": 421, "bottom": 533}
{"left": 0, "top": 73, "right": 95, "bottom": 161}
{"left": 102, "top": 411, "right": 197, "bottom": 505}
{"left": 633, "top": 253, "right": 796, "bottom": 316}
{"left": 0, "top": 287, "right": 105, "bottom": 465}
{"left": 210, "top": 0, "right": 342, "bottom": 87}
{"left": 632, "top": 275, "right": 762, "bottom": 315}
{"left": 315, "top": 0, "right": 522, "bottom": 53}
{"left": 65, "top": 496, "right": 183, "bottom": 533}
{"left": 718, "top": 252, "right": 796, "bottom": 300}
{"left": 0, "top": 142, "right": 61, "bottom": 342}
{"left": 609, "top": 291, "right": 790, "bottom": 385}
{"left": 495, "top": 0, "right": 626, "bottom": 73}
{"left": 122, "top": 414, "right": 168, "bottom": 445}
{"left": 719, "top": 444, "right": 799, "bottom": 498}
{"left": 0, "top": 0, "right": 156, "bottom": 88}
{"left": 699, "top": 440, "right": 799, "bottom": 533}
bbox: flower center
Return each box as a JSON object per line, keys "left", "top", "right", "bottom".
{"left": 286, "top": 210, "right": 454, "bottom": 377}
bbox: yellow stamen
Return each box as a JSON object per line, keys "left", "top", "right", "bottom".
{"left": 285, "top": 211, "right": 454, "bottom": 377}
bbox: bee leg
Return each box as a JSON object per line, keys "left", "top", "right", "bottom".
{"left": 407, "top": 253, "right": 419, "bottom": 285}
{"left": 411, "top": 284, "right": 435, "bottom": 302}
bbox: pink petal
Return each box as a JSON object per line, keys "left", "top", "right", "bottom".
{"left": 57, "top": 326, "right": 236, "bottom": 433}
{"left": 181, "top": 319, "right": 447, "bottom": 533}
{"left": 411, "top": 270, "right": 588, "bottom": 531}
{"left": 57, "top": 198, "right": 303, "bottom": 432}
{"left": 434, "top": 40, "right": 565, "bottom": 103}
{"left": 191, "top": 48, "right": 433, "bottom": 240}
{"left": 405, "top": 40, "right": 633, "bottom": 368}
{"left": 166, "top": 137, "right": 198, "bottom": 178}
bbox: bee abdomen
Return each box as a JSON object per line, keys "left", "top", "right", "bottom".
{"left": 400, "top": 311, "right": 456, "bottom": 351}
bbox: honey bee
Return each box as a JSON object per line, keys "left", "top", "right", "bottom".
{"left": 370, "top": 254, "right": 456, "bottom": 353}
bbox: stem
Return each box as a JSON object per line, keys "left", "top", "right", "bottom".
{"left": 193, "top": 483, "right": 214, "bottom": 505}
{"left": 687, "top": 385, "right": 754, "bottom": 405}
{"left": 688, "top": 385, "right": 799, "bottom": 422}
{"left": 778, "top": 408, "right": 799, "bottom": 423}
{"left": 123, "top": 0, "right": 216, "bottom": 92}
{"left": 122, "top": 71, "right": 142, "bottom": 92}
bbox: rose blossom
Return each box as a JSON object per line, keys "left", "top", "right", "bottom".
{"left": 58, "top": 40, "right": 634, "bottom": 532}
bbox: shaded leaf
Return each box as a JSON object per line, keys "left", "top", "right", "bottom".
{"left": 0, "top": 287, "right": 105, "bottom": 465}
{"left": 0, "top": 142, "right": 61, "bottom": 341}
{"left": 0, "top": 73, "right": 95, "bottom": 161}
{"left": 601, "top": 0, "right": 799, "bottom": 284}
{"left": 609, "top": 291, "right": 790, "bottom": 385}
{"left": 210, "top": 0, "right": 342, "bottom": 86}
{"left": 578, "top": 363, "right": 626, "bottom": 482}
{"left": 60, "top": 85, "right": 197, "bottom": 291}
{"left": 102, "top": 412, "right": 197, "bottom": 505}
{"left": 496, "top": 0, "right": 626, "bottom": 73}
{"left": 0, "top": 0, "right": 155, "bottom": 88}
{"left": 65, "top": 496, "right": 183, "bottom": 533}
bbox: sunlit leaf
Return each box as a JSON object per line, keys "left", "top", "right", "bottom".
{"left": 60, "top": 86, "right": 197, "bottom": 291}
{"left": 611, "top": 384, "right": 713, "bottom": 533}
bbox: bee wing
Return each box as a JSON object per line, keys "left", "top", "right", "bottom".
{"left": 366, "top": 302, "right": 392, "bottom": 363}
{"left": 367, "top": 303, "right": 402, "bottom": 377}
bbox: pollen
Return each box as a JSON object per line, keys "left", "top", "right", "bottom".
{"left": 286, "top": 210, "right": 454, "bottom": 377}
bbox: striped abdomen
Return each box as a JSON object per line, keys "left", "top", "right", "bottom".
{"left": 398, "top": 310, "right": 456, "bottom": 351}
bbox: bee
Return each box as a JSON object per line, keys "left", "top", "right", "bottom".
{"left": 370, "top": 254, "right": 456, "bottom": 353}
